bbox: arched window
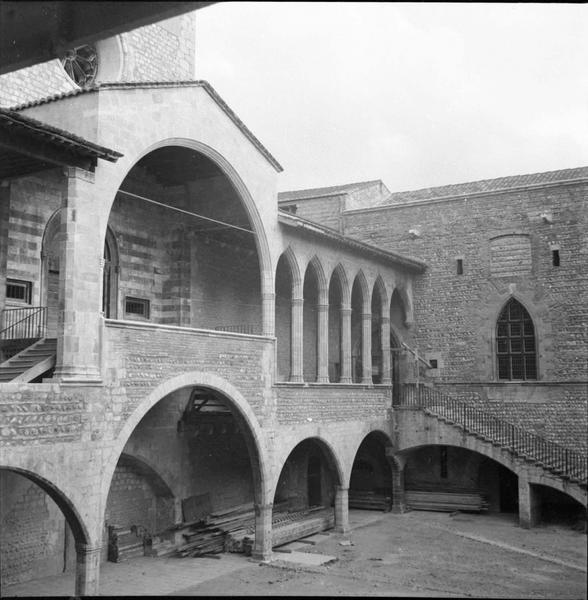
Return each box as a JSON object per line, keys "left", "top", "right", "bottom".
{"left": 496, "top": 298, "right": 537, "bottom": 380}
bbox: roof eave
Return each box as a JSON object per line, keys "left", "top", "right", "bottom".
{"left": 278, "top": 212, "right": 427, "bottom": 273}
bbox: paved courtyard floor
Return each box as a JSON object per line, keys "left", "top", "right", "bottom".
{"left": 3, "top": 510, "right": 586, "bottom": 598}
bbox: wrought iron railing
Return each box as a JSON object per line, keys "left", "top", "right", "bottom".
{"left": 214, "top": 324, "right": 259, "bottom": 335}
{"left": 0, "top": 306, "right": 47, "bottom": 340}
{"left": 398, "top": 383, "right": 587, "bottom": 484}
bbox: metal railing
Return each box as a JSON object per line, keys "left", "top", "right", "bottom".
{"left": 399, "top": 383, "right": 587, "bottom": 484}
{"left": 214, "top": 324, "right": 259, "bottom": 335}
{"left": 0, "top": 306, "right": 47, "bottom": 340}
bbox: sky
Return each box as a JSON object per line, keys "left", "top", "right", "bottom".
{"left": 195, "top": 2, "right": 588, "bottom": 194}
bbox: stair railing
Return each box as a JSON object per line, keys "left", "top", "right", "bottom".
{"left": 0, "top": 306, "right": 48, "bottom": 340}
{"left": 398, "top": 382, "right": 587, "bottom": 484}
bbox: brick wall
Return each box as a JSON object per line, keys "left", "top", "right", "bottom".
{"left": 0, "top": 470, "right": 75, "bottom": 586}
{"left": 344, "top": 178, "right": 588, "bottom": 449}
{"left": 105, "top": 323, "right": 271, "bottom": 424}
{"left": 281, "top": 196, "right": 343, "bottom": 231}
{"left": 276, "top": 385, "right": 391, "bottom": 424}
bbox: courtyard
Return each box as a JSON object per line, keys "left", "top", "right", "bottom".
{"left": 3, "top": 509, "right": 586, "bottom": 598}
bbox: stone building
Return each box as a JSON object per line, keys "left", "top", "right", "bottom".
{"left": 0, "top": 8, "right": 586, "bottom": 596}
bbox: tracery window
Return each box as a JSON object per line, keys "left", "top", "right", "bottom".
{"left": 496, "top": 298, "right": 537, "bottom": 380}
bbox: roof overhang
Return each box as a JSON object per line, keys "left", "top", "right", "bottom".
{"left": 0, "top": 1, "right": 215, "bottom": 76}
{"left": 0, "top": 108, "right": 122, "bottom": 179}
{"left": 278, "top": 211, "right": 427, "bottom": 274}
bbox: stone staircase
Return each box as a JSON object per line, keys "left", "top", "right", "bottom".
{"left": 0, "top": 338, "right": 57, "bottom": 382}
{"left": 399, "top": 383, "right": 587, "bottom": 487}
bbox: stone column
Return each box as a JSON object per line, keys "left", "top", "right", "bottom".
{"left": 361, "top": 311, "right": 372, "bottom": 384}
{"left": 251, "top": 502, "right": 273, "bottom": 561}
{"left": 518, "top": 474, "right": 540, "bottom": 529}
{"left": 262, "top": 290, "right": 275, "bottom": 337}
{"left": 75, "top": 543, "right": 101, "bottom": 596}
{"left": 53, "top": 167, "right": 102, "bottom": 382}
{"left": 317, "top": 303, "right": 329, "bottom": 383}
{"left": 290, "top": 296, "right": 304, "bottom": 382}
{"left": 387, "top": 451, "right": 407, "bottom": 513}
{"left": 334, "top": 486, "right": 350, "bottom": 533}
{"left": 380, "top": 316, "right": 392, "bottom": 385}
{"left": 340, "top": 305, "right": 352, "bottom": 383}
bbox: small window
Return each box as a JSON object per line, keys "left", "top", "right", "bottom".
{"left": 125, "top": 296, "right": 150, "bottom": 319}
{"left": 6, "top": 279, "right": 32, "bottom": 303}
{"left": 552, "top": 249, "right": 560, "bottom": 267}
{"left": 429, "top": 359, "right": 438, "bottom": 369}
{"left": 281, "top": 204, "right": 298, "bottom": 215}
{"left": 456, "top": 259, "right": 463, "bottom": 275}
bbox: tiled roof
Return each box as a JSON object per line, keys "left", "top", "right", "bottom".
{"left": 9, "top": 81, "right": 283, "bottom": 173}
{"left": 278, "top": 211, "right": 426, "bottom": 273}
{"left": 384, "top": 166, "right": 588, "bottom": 205}
{"left": 278, "top": 180, "right": 383, "bottom": 202}
{"left": 0, "top": 107, "right": 122, "bottom": 161}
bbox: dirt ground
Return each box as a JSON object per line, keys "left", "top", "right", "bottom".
{"left": 3, "top": 510, "right": 586, "bottom": 598}
{"left": 178, "top": 511, "right": 587, "bottom": 598}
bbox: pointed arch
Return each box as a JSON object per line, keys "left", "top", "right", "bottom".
{"left": 496, "top": 297, "right": 538, "bottom": 380}
{"left": 372, "top": 275, "right": 389, "bottom": 319}
{"left": 371, "top": 276, "right": 388, "bottom": 384}
{"left": 307, "top": 255, "right": 328, "bottom": 303}
{"left": 303, "top": 258, "right": 325, "bottom": 382}
{"left": 351, "top": 271, "right": 369, "bottom": 383}
{"left": 278, "top": 246, "right": 303, "bottom": 298}
{"left": 102, "top": 225, "right": 120, "bottom": 318}
{"left": 328, "top": 264, "right": 349, "bottom": 383}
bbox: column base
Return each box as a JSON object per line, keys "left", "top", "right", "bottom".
{"left": 250, "top": 550, "right": 273, "bottom": 562}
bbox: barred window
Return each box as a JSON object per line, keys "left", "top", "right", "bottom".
{"left": 496, "top": 298, "right": 537, "bottom": 380}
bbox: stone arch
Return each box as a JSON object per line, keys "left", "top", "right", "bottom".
{"left": 330, "top": 263, "right": 351, "bottom": 306}
{"left": 117, "top": 452, "right": 176, "bottom": 498}
{"left": 392, "top": 284, "right": 413, "bottom": 327}
{"left": 102, "top": 371, "right": 270, "bottom": 508}
{"left": 101, "top": 225, "right": 120, "bottom": 319}
{"left": 352, "top": 269, "right": 371, "bottom": 313}
{"left": 307, "top": 255, "right": 328, "bottom": 303}
{"left": 271, "top": 435, "right": 346, "bottom": 504}
{"left": 39, "top": 208, "right": 64, "bottom": 335}
{"left": 372, "top": 276, "right": 388, "bottom": 319}
{"left": 101, "top": 137, "right": 274, "bottom": 336}
{"left": 302, "top": 258, "right": 326, "bottom": 382}
{"left": 371, "top": 277, "right": 388, "bottom": 384}
{"left": 351, "top": 270, "right": 370, "bottom": 382}
{"left": 396, "top": 441, "right": 586, "bottom": 507}
{"left": 278, "top": 246, "right": 303, "bottom": 299}
{"left": 0, "top": 465, "right": 90, "bottom": 545}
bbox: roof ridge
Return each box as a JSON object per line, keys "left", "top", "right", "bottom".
{"left": 278, "top": 179, "right": 383, "bottom": 199}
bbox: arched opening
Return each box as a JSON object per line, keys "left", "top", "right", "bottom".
{"left": 390, "top": 288, "right": 408, "bottom": 403}
{"left": 104, "top": 145, "right": 262, "bottom": 333}
{"left": 104, "top": 384, "right": 263, "bottom": 564}
{"left": 403, "top": 445, "right": 518, "bottom": 516}
{"left": 303, "top": 262, "right": 320, "bottom": 382}
{"left": 275, "top": 253, "right": 294, "bottom": 381}
{"left": 496, "top": 297, "right": 537, "bottom": 380}
{"left": 351, "top": 276, "right": 365, "bottom": 383}
{"left": 349, "top": 432, "right": 393, "bottom": 511}
{"left": 40, "top": 210, "right": 62, "bottom": 339}
{"left": 371, "top": 283, "right": 384, "bottom": 384}
{"left": 529, "top": 485, "right": 586, "bottom": 531}
{"left": 101, "top": 226, "right": 119, "bottom": 319}
{"left": 0, "top": 468, "right": 88, "bottom": 593}
{"left": 328, "top": 268, "right": 344, "bottom": 382}
{"left": 272, "top": 438, "right": 339, "bottom": 547}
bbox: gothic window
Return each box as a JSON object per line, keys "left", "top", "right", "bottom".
{"left": 496, "top": 298, "right": 537, "bottom": 380}
{"left": 61, "top": 45, "right": 98, "bottom": 87}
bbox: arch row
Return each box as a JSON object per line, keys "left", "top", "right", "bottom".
{"left": 275, "top": 248, "right": 412, "bottom": 384}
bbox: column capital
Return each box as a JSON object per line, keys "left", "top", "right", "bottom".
{"left": 64, "top": 165, "right": 96, "bottom": 183}
{"left": 292, "top": 297, "right": 304, "bottom": 306}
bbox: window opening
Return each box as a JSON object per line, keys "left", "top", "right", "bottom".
{"left": 6, "top": 279, "right": 32, "bottom": 303}
{"left": 281, "top": 204, "right": 298, "bottom": 215}
{"left": 429, "top": 359, "right": 438, "bottom": 369}
{"left": 496, "top": 298, "right": 537, "bottom": 380}
{"left": 125, "top": 297, "right": 150, "bottom": 319}
{"left": 552, "top": 249, "right": 560, "bottom": 267}
{"left": 456, "top": 259, "right": 463, "bottom": 275}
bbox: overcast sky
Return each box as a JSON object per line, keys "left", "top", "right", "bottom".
{"left": 195, "top": 2, "right": 588, "bottom": 193}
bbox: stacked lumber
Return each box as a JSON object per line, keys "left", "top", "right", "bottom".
{"left": 107, "top": 525, "right": 147, "bottom": 562}
{"left": 405, "top": 488, "right": 488, "bottom": 513}
{"left": 348, "top": 489, "right": 391, "bottom": 511}
{"left": 171, "top": 502, "right": 334, "bottom": 558}
{"left": 272, "top": 507, "right": 334, "bottom": 548}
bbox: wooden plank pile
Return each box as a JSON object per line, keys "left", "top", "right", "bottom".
{"left": 107, "top": 525, "right": 148, "bottom": 562}
{"left": 405, "top": 488, "right": 489, "bottom": 513}
{"left": 172, "top": 501, "right": 334, "bottom": 558}
{"left": 348, "top": 489, "right": 391, "bottom": 511}
{"left": 272, "top": 507, "right": 334, "bottom": 548}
